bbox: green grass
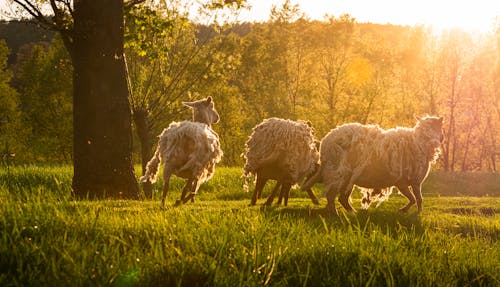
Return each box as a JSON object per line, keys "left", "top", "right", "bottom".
{"left": 0, "top": 165, "right": 499, "bottom": 286}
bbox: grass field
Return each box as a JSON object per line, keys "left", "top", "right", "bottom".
{"left": 0, "top": 165, "right": 499, "bottom": 286}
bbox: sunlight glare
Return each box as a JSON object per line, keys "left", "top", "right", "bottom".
{"left": 242, "top": 0, "right": 500, "bottom": 33}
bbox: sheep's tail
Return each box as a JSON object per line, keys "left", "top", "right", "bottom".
{"left": 140, "top": 145, "right": 162, "bottom": 183}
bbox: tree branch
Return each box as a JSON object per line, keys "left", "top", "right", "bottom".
{"left": 124, "top": 0, "right": 147, "bottom": 10}
{"left": 12, "top": 0, "right": 58, "bottom": 31}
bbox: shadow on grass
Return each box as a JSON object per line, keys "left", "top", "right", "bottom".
{"left": 448, "top": 207, "right": 496, "bottom": 217}
{"left": 258, "top": 204, "right": 424, "bottom": 236}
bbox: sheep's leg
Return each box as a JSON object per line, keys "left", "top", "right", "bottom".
{"left": 264, "top": 181, "right": 281, "bottom": 206}
{"left": 175, "top": 179, "right": 194, "bottom": 206}
{"left": 325, "top": 186, "right": 339, "bottom": 216}
{"left": 301, "top": 168, "right": 321, "bottom": 191}
{"left": 305, "top": 188, "right": 320, "bottom": 205}
{"left": 181, "top": 178, "right": 200, "bottom": 204}
{"left": 161, "top": 167, "right": 174, "bottom": 208}
{"left": 276, "top": 182, "right": 284, "bottom": 205}
{"left": 411, "top": 183, "right": 423, "bottom": 213}
{"left": 274, "top": 182, "right": 291, "bottom": 206}
{"left": 338, "top": 179, "right": 356, "bottom": 212}
{"left": 302, "top": 164, "right": 321, "bottom": 205}
{"left": 281, "top": 183, "right": 292, "bottom": 206}
{"left": 250, "top": 176, "right": 267, "bottom": 206}
{"left": 398, "top": 185, "right": 416, "bottom": 213}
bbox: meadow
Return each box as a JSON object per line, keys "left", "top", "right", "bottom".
{"left": 0, "top": 165, "right": 499, "bottom": 286}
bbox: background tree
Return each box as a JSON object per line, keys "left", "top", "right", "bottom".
{"left": 0, "top": 40, "right": 23, "bottom": 163}
{"left": 309, "top": 14, "right": 356, "bottom": 132}
{"left": 437, "top": 30, "right": 471, "bottom": 171}
{"left": 235, "top": 0, "right": 306, "bottom": 128}
{"left": 124, "top": 0, "right": 247, "bottom": 196}
{"left": 14, "top": 36, "right": 72, "bottom": 162}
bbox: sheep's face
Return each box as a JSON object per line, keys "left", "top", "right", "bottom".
{"left": 183, "top": 96, "right": 220, "bottom": 126}
{"left": 415, "top": 115, "right": 444, "bottom": 146}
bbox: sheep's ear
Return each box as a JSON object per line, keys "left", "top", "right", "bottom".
{"left": 438, "top": 116, "right": 444, "bottom": 123}
{"left": 183, "top": 101, "right": 195, "bottom": 108}
{"left": 205, "top": 96, "right": 213, "bottom": 105}
{"left": 414, "top": 114, "right": 423, "bottom": 122}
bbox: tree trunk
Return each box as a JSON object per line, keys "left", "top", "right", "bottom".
{"left": 72, "top": 0, "right": 138, "bottom": 199}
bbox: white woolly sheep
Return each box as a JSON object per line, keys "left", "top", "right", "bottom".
{"left": 140, "top": 97, "right": 223, "bottom": 207}
{"left": 302, "top": 115, "right": 444, "bottom": 215}
{"left": 265, "top": 140, "right": 322, "bottom": 206}
{"left": 243, "top": 118, "right": 320, "bottom": 206}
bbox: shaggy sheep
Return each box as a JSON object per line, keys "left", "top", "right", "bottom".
{"left": 302, "top": 115, "right": 444, "bottom": 215}
{"left": 243, "top": 118, "right": 320, "bottom": 206}
{"left": 264, "top": 140, "right": 322, "bottom": 206}
{"left": 140, "top": 97, "right": 223, "bottom": 207}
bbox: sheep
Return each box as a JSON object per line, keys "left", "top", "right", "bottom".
{"left": 263, "top": 140, "right": 322, "bottom": 206}
{"left": 242, "top": 118, "right": 320, "bottom": 206}
{"left": 302, "top": 115, "right": 444, "bottom": 215}
{"left": 140, "top": 97, "right": 223, "bottom": 207}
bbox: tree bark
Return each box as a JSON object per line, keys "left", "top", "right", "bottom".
{"left": 72, "top": 0, "right": 138, "bottom": 199}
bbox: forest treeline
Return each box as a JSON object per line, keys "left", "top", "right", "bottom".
{"left": 0, "top": 2, "right": 498, "bottom": 172}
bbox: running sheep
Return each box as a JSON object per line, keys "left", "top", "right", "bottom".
{"left": 302, "top": 115, "right": 444, "bottom": 215}
{"left": 243, "top": 118, "right": 320, "bottom": 206}
{"left": 140, "top": 97, "right": 223, "bottom": 207}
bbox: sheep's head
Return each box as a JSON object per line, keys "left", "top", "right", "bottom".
{"left": 183, "top": 96, "right": 220, "bottom": 126}
{"left": 414, "top": 115, "right": 444, "bottom": 147}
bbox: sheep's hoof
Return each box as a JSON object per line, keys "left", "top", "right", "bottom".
{"left": 311, "top": 198, "right": 320, "bottom": 205}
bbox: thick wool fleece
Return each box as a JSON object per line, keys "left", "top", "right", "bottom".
{"left": 242, "top": 118, "right": 319, "bottom": 191}
{"left": 316, "top": 116, "right": 442, "bottom": 207}
{"left": 140, "top": 120, "right": 222, "bottom": 184}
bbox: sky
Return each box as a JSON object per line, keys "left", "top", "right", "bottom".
{"left": 237, "top": 0, "right": 500, "bottom": 33}
{"left": 1, "top": 1, "right": 498, "bottom": 33}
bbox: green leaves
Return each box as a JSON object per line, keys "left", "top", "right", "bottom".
{"left": 206, "top": 0, "right": 247, "bottom": 10}
{"left": 125, "top": 5, "right": 175, "bottom": 60}
{"left": 14, "top": 36, "right": 73, "bottom": 162}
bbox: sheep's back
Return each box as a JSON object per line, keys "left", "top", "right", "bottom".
{"left": 158, "top": 121, "right": 222, "bottom": 181}
{"left": 321, "top": 122, "right": 429, "bottom": 186}
{"left": 320, "top": 123, "right": 382, "bottom": 168}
